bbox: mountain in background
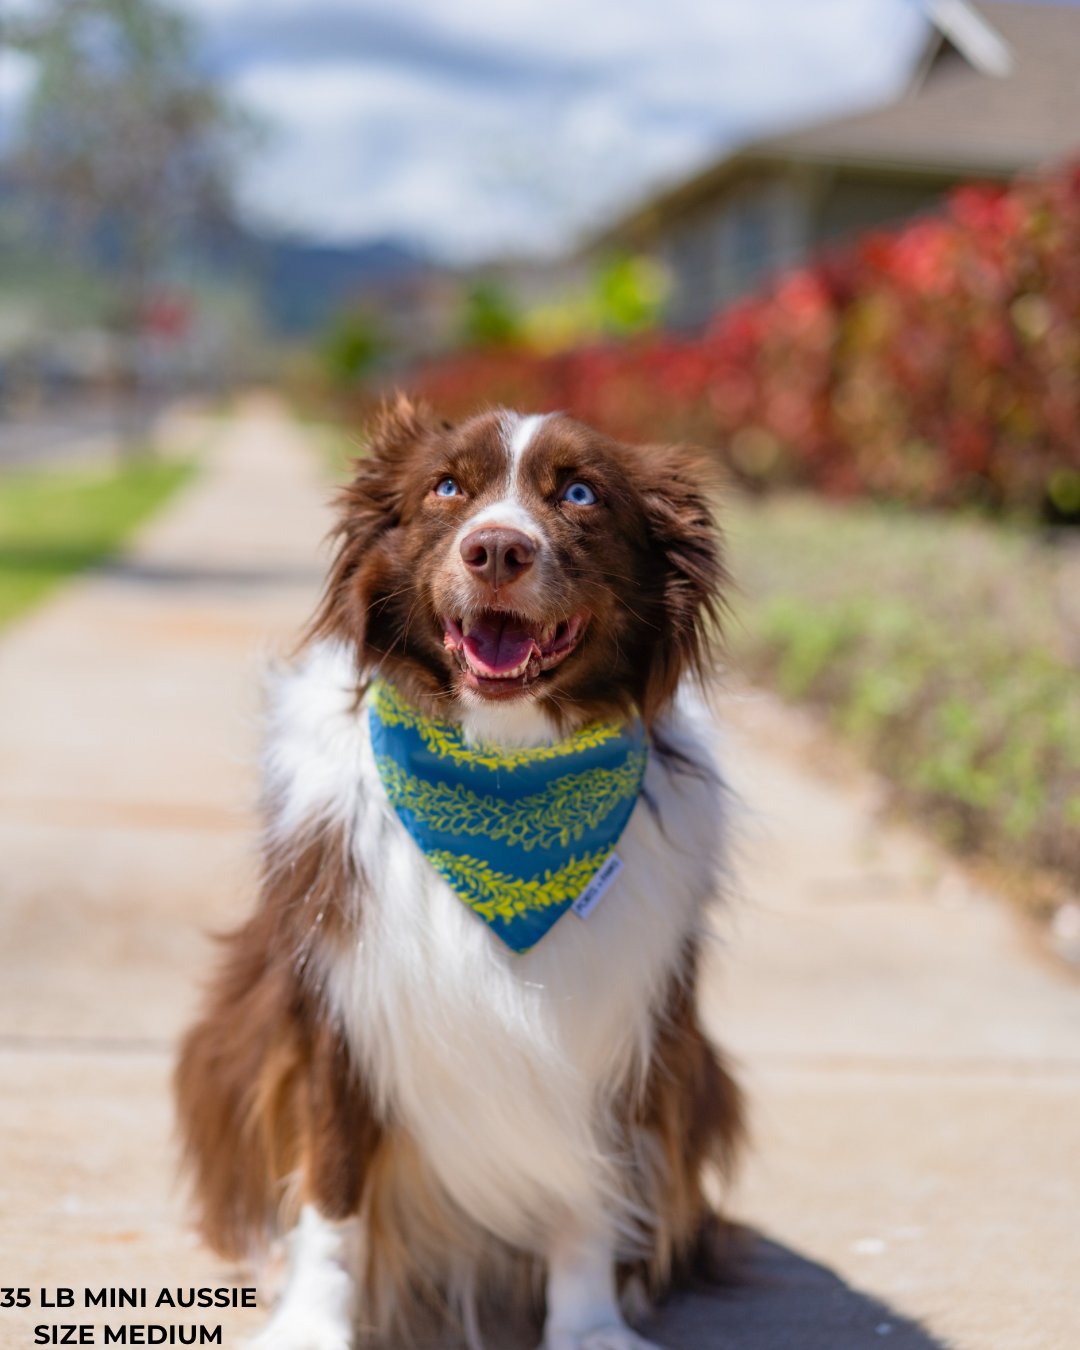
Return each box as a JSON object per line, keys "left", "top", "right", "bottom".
{"left": 249, "top": 235, "right": 434, "bottom": 336}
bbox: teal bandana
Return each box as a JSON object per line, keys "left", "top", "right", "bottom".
{"left": 368, "top": 680, "right": 648, "bottom": 953}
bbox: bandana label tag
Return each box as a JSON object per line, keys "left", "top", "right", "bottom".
{"left": 572, "top": 852, "right": 623, "bottom": 921}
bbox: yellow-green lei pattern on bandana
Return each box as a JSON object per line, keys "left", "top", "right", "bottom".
{"left": 368, "top": 680, "right": 647, "bottom": 952}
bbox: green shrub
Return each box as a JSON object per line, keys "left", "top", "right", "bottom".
{"left": 729, "top": 494, "right": 1080, "bottom": 901}
{"left": 461, "top": 282, "right": 522, "bottom": 349}
{"left": 320, "top": 310, "right": 383, "bottom": 388}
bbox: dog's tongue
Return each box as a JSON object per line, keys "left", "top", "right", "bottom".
{"left": 462, "top": 613, "right": 538, "bottom": 675}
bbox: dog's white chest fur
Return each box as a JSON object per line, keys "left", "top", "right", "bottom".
{"left": 264, "top": 641, "right": 727, "bottom": 1249}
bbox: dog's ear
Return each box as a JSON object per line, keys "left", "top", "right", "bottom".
{"left": 308, "top": 393, "right": 437, "bottom": 658}
{"left": 637, "top": 445, "right": 726, "bottom": 721}
{"left": 362, "top": 392, "right": 437, "bottom": 476}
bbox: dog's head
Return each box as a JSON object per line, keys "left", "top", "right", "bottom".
{"left": 313, "top": 396, "right": 725, "bottom": 727}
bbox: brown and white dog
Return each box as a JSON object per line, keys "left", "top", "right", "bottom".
{"left": 175, "top": 398, "right": 743, "bottom": 1350}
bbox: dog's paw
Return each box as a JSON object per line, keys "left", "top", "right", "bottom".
{"left": 248, "top": 1309, "right": 352, "bottom": 1350}
{"left": 546, "top": 1326, "right": 664, "bottom": 1350}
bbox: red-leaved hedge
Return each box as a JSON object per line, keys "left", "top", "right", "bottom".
{"left": 406, "top": 164, "right": 1080, "bottom": 513}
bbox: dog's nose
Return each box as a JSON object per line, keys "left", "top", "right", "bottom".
{"left": 459, "top": 527, "right": 537, "bottom": 587}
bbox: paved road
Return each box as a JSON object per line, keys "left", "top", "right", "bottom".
{"left": 0, "top": 404, "right": 1076, "bottom": 1350}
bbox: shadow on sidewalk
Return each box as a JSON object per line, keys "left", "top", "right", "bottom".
{"left": 642, "top": 1236, "right": 947, "bottom": 1349}
{"left": 97, "top": 558, "right": 326, "bottom": 588}
{"left": 428, "top": 1234, "right": 948, "bottom": 1349}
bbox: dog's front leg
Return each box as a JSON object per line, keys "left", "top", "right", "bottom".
{"left": 543, "top": 1222, "right": 662, "bottom": 1350}
{"left": 252, "top": 1206, "right": 354, "bottom": 1350}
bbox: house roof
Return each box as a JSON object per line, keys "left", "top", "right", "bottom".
{"left": 601, "top": 1, "right": 1080, "bottom": 245}
{"left": 764, "top": 2, "right": 1080, "bottom": 177}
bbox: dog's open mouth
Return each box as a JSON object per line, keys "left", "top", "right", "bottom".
{"left": 442, "top": 610, "right": 589, "bottom": 693}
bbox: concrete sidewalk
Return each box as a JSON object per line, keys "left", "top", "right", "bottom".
{"left": 0, "top": 404, "right": 1077, "bottom": 1350}
{"left": 0, "top": 402, "right": 327, "bottom": 1349}
{"left": 702, "top": 698, "right": 1080, "bottom": 1350}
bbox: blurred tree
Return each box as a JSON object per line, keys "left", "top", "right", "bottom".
{"left": 320, "top": 308, "right": 383, "bottom": 390}
{"left": 594, "top": 253, "right": 670, "bottom": 336}
{"left": 520, "top": 253, "right": 670, "bottom": 353}
{"left": 462, "top": 281, "right": 521, "bottom": 348}
{"left": 4, "top": 0, "right": 248, "bottom": 442}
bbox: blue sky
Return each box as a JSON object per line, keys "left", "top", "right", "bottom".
{"left": 2, "top": 0, "right": 1068, "bottom": 261}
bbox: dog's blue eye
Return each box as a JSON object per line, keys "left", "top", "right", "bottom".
{"left": 434, "top": 478, "right": 460, "bottom": 497}
{"left": 561, "top": 482, "right": 597, "bottom": 506}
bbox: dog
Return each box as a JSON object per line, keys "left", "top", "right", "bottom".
{"left": 175, "top": 397, "right": 743, "bottom": 1350}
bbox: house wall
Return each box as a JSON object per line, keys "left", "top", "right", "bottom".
{"left": 813, "top": 173, "right": 954, "bottom": 245}
{"left": 655, "top": 165, "right": 962, "bottom": 330}
{"left": 657, "top": 173, "right": 811, "bottom": 328}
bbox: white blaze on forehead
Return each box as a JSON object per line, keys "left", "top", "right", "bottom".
{"left": 454, "top": 410, "right": 551, "bottom": 545}
{"left": 504, "top": 412, "right": 549, "bottom": 479}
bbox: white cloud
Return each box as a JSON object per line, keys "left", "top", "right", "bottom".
{"left": 212, "top": 0, "right": 932, "bottom": 258}
{"left": 0, "top": 51, "right": 36, "bottom": 153}
{"left": 230, "top": 61, "right": 544, "bottom": 252}
{"left": 1, "top": 0, "right": 936, "bottom": 258}
{"left": 0, "top": 50, "right": 35, "bottom": 107}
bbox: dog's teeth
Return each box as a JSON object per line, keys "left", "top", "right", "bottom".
{"left": 461, "top": 616, "right": 472, "bottom": 637}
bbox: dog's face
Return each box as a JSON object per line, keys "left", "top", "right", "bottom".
{"left": 315, "top": 398, "right": 724, "bottom": 726}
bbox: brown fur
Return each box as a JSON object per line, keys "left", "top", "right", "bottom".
{"left": 619, "top": 952, "right": 745, "bottom": 1295}
{"left": 175, "top": 818, "right": 380, "bottom": 1257}
{"left": 359, "top": 1131, "right": 542, "bottom": 1343}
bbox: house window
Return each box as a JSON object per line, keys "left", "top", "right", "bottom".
{"left": 729, "top": 193, "right": 772, "bottom": 289}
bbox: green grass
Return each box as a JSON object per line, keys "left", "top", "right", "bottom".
{"left": 725, "top": 495, "right": 1080, "bottom": 911}
{"left": 0, "top": 456, "right": 196, "bottom": 630}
